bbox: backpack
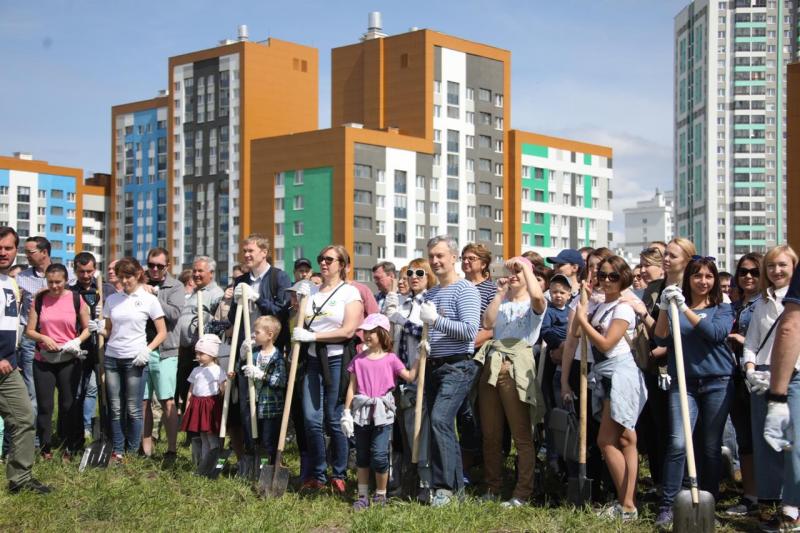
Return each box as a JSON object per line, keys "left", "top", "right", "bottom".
{"left": 35, "top": 290, "right": 82, "bottom": 333}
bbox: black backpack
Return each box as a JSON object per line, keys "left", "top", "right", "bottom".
{"left": 34, "top": 291, "right": 82, "bottom": 333}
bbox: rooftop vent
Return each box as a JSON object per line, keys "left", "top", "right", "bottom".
{"left": 238, "top": 25, "right": 249, "bottom": 41}
{"left": 13, "top": 152, "right": 32, "bottom": 160}
{"left": 361, "top": 12, "right": 387, "bottom": 41}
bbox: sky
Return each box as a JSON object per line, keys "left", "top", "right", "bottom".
{"left": 0, "top": 0, "right": 689, "bottom": 240}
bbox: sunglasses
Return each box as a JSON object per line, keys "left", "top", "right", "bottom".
{"left": 596, "top": 271, "right": 621, "bottom": 282}
{"left": 737, "top": 267, "right": 760, "bottom": 278}
{"left": 317, "top": 255, "right": 340, "bottom": 265}
{"left": 147, "top": 262, "right": 167, "bottom": 270}
{"left": 691, "top": 255, "right": 716, "bottom": 262}
{"left": 406, "top": 269, "right": 426, "bottom": 278}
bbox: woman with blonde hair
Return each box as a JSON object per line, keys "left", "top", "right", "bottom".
{"left": 742, "top": 245, "right": 799, "bottom": 530}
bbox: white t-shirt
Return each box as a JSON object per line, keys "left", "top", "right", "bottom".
{"left": 587, "top": 300, "right": 636, "bottom": 360}
{"left": 303, "top": 282, "right": 362, "bottom": 358}
{"left": 188, "top": 363, "right": 226, "bottom": 397}
{"left": 104, "top": 286, "right": 165, "bottom": 359}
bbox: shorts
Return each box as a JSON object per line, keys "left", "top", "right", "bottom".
{"left": 142, "top": 352, "right": 178, "bottom": 401}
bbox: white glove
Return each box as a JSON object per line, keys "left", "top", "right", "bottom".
{"left": 419, "top": 302, "right": 439, "bottom": 325}
{"left": 88, "top": 319, "right": 105, "bottom": 333}
{"left": 746, "top": 368, "right": 771, "bottom": 395}
{"left": 293, "top": 280, "right": 313, "bottom": 297}
{"left": 133, "top": 349, "right": 151, "bottom": 367}
{"left": 383, "top": 292, "right": 400, "bottom": 315}
{"left": 234, "top": 283, "right": 258, "bottom": 304}
{"left": 61, "top": 338, "right": 82, "bottom": 354}
{"left": 419, "top": 339, "right": 431, "bottom": 355}
{"left": 243, "top": 364, "right": 265, "bottom": 380}
{"left": 340, "top": 409, "right": 355, "bottom": 438}
{"left": 239, "top": 339, "right": 255, "bottom": 362}
{"left": 658, "top": 373, "right": 672, "bottom": 391}
{"left": 292, "top": 327, "right": 316, "bottom": 343}
{"left": 388, "top": 312, "right": 408, "bottom": 326}
{"left": 661, "top": 285, "right": 687, "bottom": 312}
{"left": 764, "top": 401, "right": 793, "bottom": 452}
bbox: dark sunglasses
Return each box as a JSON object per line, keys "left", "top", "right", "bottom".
{"left": 317, "top": 255, "right": 340, "bottom": 265}
{"left": 406, "top": 269, "right": 426, "bottom": 278}
{"left": 147, "top": 262, "right": 167, "bottom": 270}
{"left": 596, "top": 271, "right": 621, "bottom": 282}
{"left": 641, "top": 247, "right": 659, "bottom": 254}
{"left": 691, "top": 255, "right": 716, "bottom": 262}
{"left": 737, "top": 267, "right": 760, "bottom": 278}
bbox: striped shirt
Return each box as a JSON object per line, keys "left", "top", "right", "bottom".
{"left": 424, "top": 279, "right": 480, "bottom": 357}
{"left": 474, "top": 279, "right": 496, "bottom": 329}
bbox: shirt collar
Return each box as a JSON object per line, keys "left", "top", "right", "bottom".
{"left": 250, "top": 263, "right": 270, "bottom": 283}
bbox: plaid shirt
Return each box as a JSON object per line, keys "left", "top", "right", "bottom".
{"left": 253, "top": 347, "right": 287, "bottom": 419}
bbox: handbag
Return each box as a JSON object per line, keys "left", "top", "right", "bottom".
{"left": 548, "top": 406, "right": 579, "bottom": 462}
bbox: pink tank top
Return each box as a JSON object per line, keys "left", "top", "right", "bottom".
{"left": 34, "top": 292, "right": 85, "bottom": 361}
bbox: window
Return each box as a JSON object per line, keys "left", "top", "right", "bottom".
{"left": 294, "top": 170, "right": 304, "bottom": 185}
{"left": 354, "top": 190, "right": 373, "bottom": 204}
{"left": 394, "top": 170, "right": 407, "bottom": 193}
{"left": 467, "top": 206, "right": 476, "bottom": 218}
{"left": 433, "top": 105, "right": 441, "bottom": 118}
{"left": 494, "top": 93, "right": 503, "bottom": 107}
{"left": 479, "top": 135, "right": 491, "bottom": 149}
{"left": 478, "top": 88, "right": 491, "bottom": 102}
{"left": 479, "top": 181, "right": 491, "bottom": 195}
{"left": 354, "top": 216, "right": 372, "bottom": 230}
{"left": 416, "top": 175, "right": 425, "bottom": 189}
{"left": 479, "top": 228, "right": 492, "bottom": 241}
{"left": 354, "top": 242, "right": 372, "bottom": 256}
{"left": 465, "top": 135, "right": 474, "bottom": 149}
{"left": 467, "top": 182, "right": 475, "bottom": 195}
{"left": 430, "top": 178, "right": 438, "bottom": 191}
{"left": 416, "top": 200, "right": 425, "bottom": 213}
{"left": 275, "top": 173, "right": 284, "bottom": 186}
{"left": 434, "top": 129, "right": 441, "bottom": 143}
{"left": 51, "top": 206, "right": 63, "bottom": 216}
{"left": 480, "top": 112, "right": 492, "bottom": 126}
{"left": 376, "top": 221, "right": 385, "bottom": 234}
{"left": 293, "top": 221, "right": 304, "bottom": 235}
{"left": 275, "top": 198, "right": 284, "bottom": 211}
{"left": 293, "top": 195, "right": 304, "bottom": 210}
{"left": 434, "top": 80, "right": 441, "bottom": 93}
{"left": 494, "top": 117, "right": 503, "bottom": 130}
{"left": 494, "top": 209, "right": 503, "bottom": 222}
{"left": 354, "top": 164, "right": 371, "bottom": 178}
{"left": 479, "top": 205, "right": 492, "bottom": 218}
{"left": 447, "top": 130, "right": 459, "bottom": 152}
{"left": 479, "top": 159, "right": 491, "bottom": 172}
{"left": 466, "top": 112, "right": 474, "bottom": 124}
{"left": 395, "top": 195, "right": 407, "bottom": 219}
{"left": 51, "top": 189, "right": 64, "bottom": 199}
{"left": 466, "top": 87, "right": 474, "bottom": 101}
{"left": 416, "top": 225, "right": 426, "bottom": 238}
{"left": 447, "top": 81, "right": 459, "bottom": 105}
{"left": 522, "top": 188, "right": 530, "bottom": 200}
{"left": 466, "top": 158, "right": 475, "bottom": 172}
{"left": 495, "top": 232, "right": 503, "bottom": 245}
{"left": 494, "top": 140, "right": 503, "bottom": 153}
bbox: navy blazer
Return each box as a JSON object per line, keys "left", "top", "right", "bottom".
{"left": 228, "top": 266, "right": 292, "bottom": 350}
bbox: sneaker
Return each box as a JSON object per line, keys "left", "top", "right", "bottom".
{"left": 301, "top": 479, "right": 325, "bottom": 492}
{"left": 352, "top": 496, "right": 370, "bottom": 512}
{"left": 9, "top": 478, "right": 52, "bottom": 495}
{"left": 481, "top": 492, "right": 500, "bottom": 503}
{"left": 416, "top": 487, "right": 432, "bottom": 505}
{"left": 762, "top": 513, "right": 800, "bottom": 533}
{"left": 431, "top": 489, "right": 453, "bottom": 507}
{"left": 161, "top": 451, "right": 178, "bottom": 468}
{"left": 40, "top": 451, "right": 53, "bottom": 461}
{"left": 110, "top": 452, "right": 124, "bottom": 464}
{"left": 620, "top": 507, "right": 639, "bottom": 522}
{"left": 726, "top": 496, "right": 759, "bottom": 516}
{"left": 597, "top": 502, "right": 621, "bottom": 519}
{"left": 371, "top": 494, "right": 387, "bottom": 507}
{"left": 329, "top": 478, "right": 346, "bottom": 495}
{"left": 655, "top": 507, "right": 673, "bottom": 530}
{"left": 501, "top": 497, "right": 525, "bottom": 508}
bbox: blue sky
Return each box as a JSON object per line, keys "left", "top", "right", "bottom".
{"left": 0, "top": 0, "right": 688, "bottom": 238}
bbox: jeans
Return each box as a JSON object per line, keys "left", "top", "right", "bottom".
{"left": 0, "top": 369, "right": 35, "bottom": 485}
{"left": 259, "top": 417, "right": 281, "bottom": 465}
{"left": 104, "top": 356, "right": 144, "bottom": 454}
{"left": 425, "top": 358, "right": 480, "bottom": 492}
{"left": 33, "top": 359, "right": 82, "bottom": 453}
{"left": 636, "top": 371, "right": 670, "bottom": 485}
{"left": 661, "top": 375, "right": 733, "bottom": 507}
{"left": 355, "top": 422, "right": 392, "bottom": 473}
{"left": 81, "top": 369, "right": 97, "bottom": 433}
{"left": 751, "top": 387, "right": 784, "bottom": 500}
{"left": 302, "top": 355, "right": 348, "bottom": 482}
{"left": 17, "top": 337, "right": 37, "bottom": 426}
{"left": 784, "top": 371, "right": 800, "bottom": 507}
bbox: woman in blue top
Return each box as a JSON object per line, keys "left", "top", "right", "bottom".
{"left": 653, "top": 256, "right": 735, "bottom": 528}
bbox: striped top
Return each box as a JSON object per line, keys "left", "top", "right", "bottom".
{"left": 424, "top": 279, "right": 480, "bottom": 357}
{"left": 475, "top": 279, "right": 496, "bottom": 326}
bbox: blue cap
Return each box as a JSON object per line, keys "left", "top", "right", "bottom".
{"left": 546, "top": 249, "right": 585, "bottom": 269}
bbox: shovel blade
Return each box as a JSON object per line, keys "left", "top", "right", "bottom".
{"left": 673, "top": 489, "right": 716, "bottom": 533}
{"left": 258, "top": 463, "right": 290, "bottom": 498}
{"left": 78, "top": 439, "right": 112, "bottom": 472}
{"left": 567, "top": 475, "right": 593, "bottom": 507}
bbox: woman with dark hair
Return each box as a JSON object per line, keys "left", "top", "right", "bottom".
{"left": 24, "top": 263, "right": 90, "bottom": 459}
{"left": 99, "top": 258, "right": 167, "bottom": 459}
{"left": 291, "top": 245, "right": 363, "bottom": 493}
{"left": 653, "top": 256, "right": 735, "bottom": 529}
{"left": 724, "top": 251, "right": 764, "bottom": 515}
{"left": 574, "top": 255, "right": 646, "bottom": 521}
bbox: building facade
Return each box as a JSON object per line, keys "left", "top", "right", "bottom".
{"left": 509, "top": 131, "right": 613, "bottom": 258}
{"left": 623, "top": 189, "right": 675, "bottom": 256}
{"left": 675, "top": 0, "right": 796, "bottom": 271}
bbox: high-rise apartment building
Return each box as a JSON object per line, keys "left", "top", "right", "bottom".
{"left": 675, "top": 0, "right": 795, "bottom": 271}
{"left": 623, "top": 189, "right": 675, "bottom": 256}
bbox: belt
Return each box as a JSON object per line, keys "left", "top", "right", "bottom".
{"left": 427, "top": 354, "right": 471, "bottom": 369}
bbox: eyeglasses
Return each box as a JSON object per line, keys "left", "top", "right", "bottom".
{"left": 406, "top": 269, "right": 426, "bottom": 278}
{"left": 596, "top": 271, "right": 621, "bottom": 282}
{"left": 461, "top": 256, "right": 480, "bottom": 263}
{"left": 147, "top": 262, "right": 167, "bottom": 270}
{"left": 633, "top": 274, "right": 643, "bottom": 279}
{"left": 317, "top": 255, "right": 340, "bottom": 265}
{"left": 691, "top": 255, "right": 716, "bottom": 262}
{"left": 737, "top": 267, "right": 760, "bottom": 278}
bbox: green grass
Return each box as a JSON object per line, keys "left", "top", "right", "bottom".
{"left": 0, "top": 441, "right": 766, "bottom": 532}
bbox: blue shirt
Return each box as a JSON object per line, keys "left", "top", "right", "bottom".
{"left": 425, "top": 279, "right": 480, "bottom": 358}
{"left": 540, "top": 305, "right": 569, "bottom": 349}
{"left": 655, "top": 303, "right": 736, "bottom": 379}
{"left": 785, "top": 267, "right": 800, "bottom": 307}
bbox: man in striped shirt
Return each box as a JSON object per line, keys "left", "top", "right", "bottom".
{"left": 419, "top": 235, "right": 480, "bottom": 507}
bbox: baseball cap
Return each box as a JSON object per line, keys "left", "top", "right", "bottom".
{"left": 546, "top": 249, "right": 585, "bottom": 269}
{"left": 548, "top": 273, "right": 573, "bottom": 290}
{"left": 294, "top": 257, "right": 313, "bottom": 270}
{"left": 358, "top": 313, "right": 390, "bottom": 333}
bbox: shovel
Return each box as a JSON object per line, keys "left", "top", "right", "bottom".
{"left": 567, "top": 285, "right": 593, "bottom": 506}
{"left": 259, "top": 292, "right": 309, "bottom": 497}
{"left": 80, "top": 274, "right": 112, "bottom": 471}
{"left": 240, "top": 296, "right": 262, "bottom": 481}
{"left": 212, "top": 298, "right": 244, "bottom": 479}
{"left": 412, "top": 323, "right": 429, "bottom": 464}
{"left": 669, "top": 300, "right": 716, "bottom": 532}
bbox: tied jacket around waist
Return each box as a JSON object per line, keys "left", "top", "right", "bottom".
{"left": 351, "top": 390, "right": 397, "bottom": 427}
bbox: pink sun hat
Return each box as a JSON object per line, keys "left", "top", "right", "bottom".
{"left": 358, "top": 313, "right": 391, "bottom": 333}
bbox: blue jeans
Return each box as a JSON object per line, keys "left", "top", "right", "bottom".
{"left": 662, "top": 375, "right": 733, "bottom": 507}
{"left": 104, "top": 356, "right": 144, "bottom": 454}
{"left": 302, "top": 355, "right": 348, "bottom": 482}
{"left": 81, "top": 368, "right": 97, "bottom": 433}
{"left": 425, "top": 358, "right": 480, "bottom": 492}
{"left": 751, "top": 378, "right": 784, "bottom": 500}
{"left": 259, "top": 417, "right": 281, "bottom": 464}
{"left": 783, "top": 371, "right": 800, "bottom": 507}
{"left": 355, "top": 422, "right": 392, "bottom": 474}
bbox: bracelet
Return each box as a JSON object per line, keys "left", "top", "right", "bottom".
{"left": 767, "top": 391, "right": 789, "bottom": 403}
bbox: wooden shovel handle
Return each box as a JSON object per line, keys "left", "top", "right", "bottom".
{"left": 242, "top": 297, "right": 257, "bottom": 440}
{"left": 412, "top": 324, "right": 429, "bottom": 464}
{"left": 670, "top": 300, "right": 700, "bottom": 504}
{"left": 219, "top": 300, "right": 243, "bottom": 439}
{"left": 275, "top": 294, "right": 309, "bottom": 457}
{"left": 578, "top": 285, "right": 589, "bottom": 465}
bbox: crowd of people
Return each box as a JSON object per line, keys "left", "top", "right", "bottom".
{"left": 1, "top": 225, "right": 800, "bottom": 530}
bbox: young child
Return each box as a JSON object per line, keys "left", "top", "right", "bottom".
{"left": 180, "top": 333, "right": 226, "bottom": 476}
{"left": 541, "top": 274, "right": 572, "bottom": 352}
{"left": 242, "top": 315, "right": 287, "bottom": 465}
{"left": 341, "top": 313, "right": 419, "bottom": 511}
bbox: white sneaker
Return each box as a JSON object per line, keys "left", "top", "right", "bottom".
{"left": 501, "top": 497, "right": 525, "bottom": 508}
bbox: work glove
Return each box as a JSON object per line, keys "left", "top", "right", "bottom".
{"left": 88, "top": 319, "right": 105, "bottom": 333}
{"left": 239, "top": 339, "right": 255, "bottom": 362}
{"left": 292, "top": 327, "right": 316, "bottom": 343}
{"left": 234, "top": 283, "right": 258, "bottom": 304}
{"left": 419, "top": 302, "right": 439, "bottom": 326}
{"left": 388, "top": 312, "right": 407, "bottom": 326}
{"left": 660, "top": 285, "right": 687, "bottom": 313}
{"left": 340, "top": 409, "right": 355, "bottom": 438}
{"left": 658, "top": 373, "right": 672, "bottom": 391}
{"left": 764, "top": 401, "right": 793, "bottom": 452}
{"left": 243, "top": 364, "right": 265, "bottom": 380}
{"left": 383, "top": 292, "right": 400, "bottom": 315}
{"left": 293, "top": 280, "right": 313, "bottom": 297}
{"left": 745, "top": 368, "right": 770, "bottom": 395}
{"left": 61, "top": 338, "right": 83, "bottom": 354}
{"left": 419, "top": 339, "right": 431, "bottom": 355}
{"left": 133, "top": 349, "right": 151, "bottom": 367}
